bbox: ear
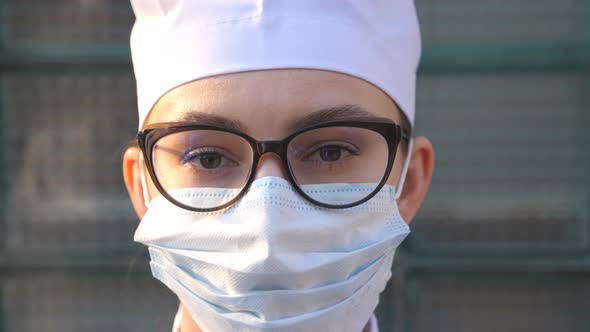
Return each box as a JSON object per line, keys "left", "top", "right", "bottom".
{"left": 397, "top": 136, "right": 434, "bottom": 224}
{"left": 123, "top": 147, "right": 149, "bottom": 220}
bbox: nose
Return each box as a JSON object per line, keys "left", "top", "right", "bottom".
{"left": 254, "top": 153, "right": 288, "bottom": 180}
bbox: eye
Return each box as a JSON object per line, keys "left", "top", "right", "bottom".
{"left": 197, "top": 153, "right": 222, "bottom": 169}
{"left": 183, "top": 148, "right": 237, "bottom": 170}
{"left": 303, "top": 143, "right": 359, "bottom": 163}
{"left": 319, "top": 146, "right": 344, "bottom": 162}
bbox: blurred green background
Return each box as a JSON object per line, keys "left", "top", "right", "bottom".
{"left": 0, "top": 1, "right": 589, "bottom": 331}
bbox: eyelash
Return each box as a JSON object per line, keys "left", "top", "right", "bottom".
{"left": 301, "top": 142, "right": 360, "bottom": 161}
{"left": 182, "top": 147, "right": 214, "bottom": 162}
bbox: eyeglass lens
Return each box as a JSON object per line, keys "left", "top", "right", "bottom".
{"left": 287, "top": 127, "right": 389, "bottom": 205}
{"left": 152, "top": 130, "right": 253, "bottom": 209}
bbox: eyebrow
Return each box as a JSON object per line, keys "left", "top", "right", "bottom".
{"left": 177, "top": 112, "right": 248, "bottom": 132}
{"left": 174, "top": 104, "right": 376, "bottom": 134}
{"left": 288, "top": 105, "right": 377, "bottom": 131}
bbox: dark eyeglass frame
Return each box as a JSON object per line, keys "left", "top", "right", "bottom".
{"left": 137, "top": 117, "right": 410, "bottom": 212}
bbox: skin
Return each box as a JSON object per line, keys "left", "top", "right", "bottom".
{"left": 123, "top": 69, "right": 434, "bottom": 331}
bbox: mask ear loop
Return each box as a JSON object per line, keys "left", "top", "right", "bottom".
{"left": 139, "top": 154, "right": 152, "bottom": 209}
{"left": 394, "top": 138, "right": 413, "bottom": 200}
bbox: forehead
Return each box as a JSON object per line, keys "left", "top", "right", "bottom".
{"left": 146, "top": 69, "right": 401, "bottom": 138}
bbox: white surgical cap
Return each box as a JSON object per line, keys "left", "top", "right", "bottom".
{"left": 130, "top": 0, "right": 421, "bottom": 130}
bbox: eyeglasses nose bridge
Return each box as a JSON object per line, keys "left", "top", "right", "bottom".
{"left": 256, "top": 140, "right": 283, "bottom": 156}
{"left": 252, "top": 140, "right": 290, "bottom": 180}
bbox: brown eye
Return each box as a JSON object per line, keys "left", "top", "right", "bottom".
{"left": 301, "top": 143, "right": 358, "bottom": 164}
{"left": 319, "top": 146, "right": 343, "bottom": 162}
{"left": 183, "top": 148, "right": 238, "bottom": 170}
{"left": 199, "top": 153, "right": 222, "bottom": 169}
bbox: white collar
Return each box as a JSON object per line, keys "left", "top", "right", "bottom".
{"left": 172, "top": 308, "right": 379, "bottom": 332}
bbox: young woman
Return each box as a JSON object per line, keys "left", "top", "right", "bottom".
{"left": 122, "top": 1, "right": 434, "bottom": 331}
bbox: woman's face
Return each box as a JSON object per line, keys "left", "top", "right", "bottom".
{"left": 125, "top": 69, "right": 434, "bottom": 331}
{"left": 141, "top": 69, "right": 408, "bottom": 202}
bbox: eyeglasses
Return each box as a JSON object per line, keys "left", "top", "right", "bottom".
{"left": 137, "top": 117, "right": 409, "bottom": 211}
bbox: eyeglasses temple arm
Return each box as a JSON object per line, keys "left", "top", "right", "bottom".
{"left": 394, "top": 137, "right": 413, "bottom": 200}
{"left": 139, "top": 154, "right": 152, "bottom": 208}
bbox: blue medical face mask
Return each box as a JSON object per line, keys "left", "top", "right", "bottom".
{"left": 134, "top": 176, "right": 410, "bottom": 332}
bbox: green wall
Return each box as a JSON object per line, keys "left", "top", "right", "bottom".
{"left": 0, "top": 1, "right": 589, "bottom": 331}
